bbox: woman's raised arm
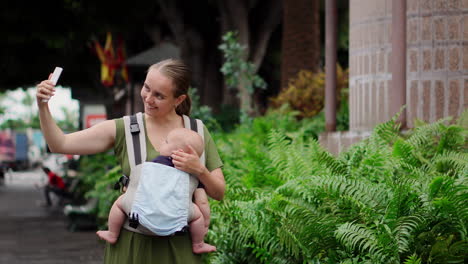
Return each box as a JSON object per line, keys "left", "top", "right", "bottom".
{"left": 37, "top": 79, "right": 116, "bottom": 155}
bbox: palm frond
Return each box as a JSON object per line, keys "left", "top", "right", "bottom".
{"left": 436, "top": 125, "right": 467, "bottom": 153}
{"left": 312, "top": 147, "right": 348, "bottom": 176}
{"left": 406, "top": 117, "right": 452, "bottom": 149}
{"left": 430, "top": 150, "right": 468, "bottom": 177}
{"left": 394, "top": 215, "right": 427, "bottom": 253}
{"left": 341, "top": 144, "right": 367, "bottom": 170}
{"left": 429, "top": 235, "right": 468, "bottom": 264}
{"left": 318, "top": 176, "right": 390, "bottom": 209}
{"left": 335, "top": 222, "right": 385, "bottom": 257}
{"left": 429, "top": 176, "right": 468, "bottom": 240}
{"left": 371, "top": 111, "right": 403, "bottom": 145}
{"left": 396, "top": 162, "right": 434, "bottom": 183}
{"left": 403, "top": 254, "right": 422, "bottom": 264}
{"left": 393, "top": 138, "right": 422, "bottom": 167}
{"left": 209, "top": 106, "right": 467, "bottom": 263}
{"left": 284, "top": 145, "right": 312, "bottom": 179}
{"left": 267, "top": 129, "right": 291, "bottom": 175}
{"left": 273, "top": 194, "right": 338, "bottom": 259}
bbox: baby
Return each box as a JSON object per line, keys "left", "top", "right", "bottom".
{"left": 96, "top": 128, "right": 216, "bottom": 254}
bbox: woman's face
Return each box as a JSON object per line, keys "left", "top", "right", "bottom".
{"left": 141, "top": 69, "right": 186, "bottom": 117}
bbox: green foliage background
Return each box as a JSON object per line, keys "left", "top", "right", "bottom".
{"left": 77, "top": 102, "right": 466, "bottom": 263}
{"left": 205, "top": 112, "right": 467, "bottom": 264}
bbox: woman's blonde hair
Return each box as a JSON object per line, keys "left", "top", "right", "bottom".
{"left": 148, "top": 59, "right": 192, "bottom": 116}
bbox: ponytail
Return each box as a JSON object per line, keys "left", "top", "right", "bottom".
{"left": 176, "top": 95, "right": 192, "bottom": 116}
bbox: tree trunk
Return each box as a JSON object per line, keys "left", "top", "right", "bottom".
{"left": 281, "top": 0, "right": 321, "bottom": 90}
{"left": 156, "top": 0, "right": 281, "bottom": 115}
{"left": 218, "top": 0, "right": 249, "bottom": 110}
{"left": 218, "top": 0, "right": 282, "bottom": 114}
{"left": 201, "top": 47, "right": 223, "bottom": 113}
{"left": 218, "top": 0, "right": 239, "bottom": 108}
{"left": 156, "top": 0, "right": 222, "bottom": 113}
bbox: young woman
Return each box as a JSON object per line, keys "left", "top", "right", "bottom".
{"left": 36, "top": 59, "right": 225, "bottom": 263}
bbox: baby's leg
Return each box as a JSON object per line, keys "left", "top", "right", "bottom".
{"left": 96, "top": 195, "right": 126, "bottom": 244}
{"left": 194, "top": 188, "right": 210, "bottom": 233}
{"left": 190, "top": 203, "right": 216, "bottom": 254}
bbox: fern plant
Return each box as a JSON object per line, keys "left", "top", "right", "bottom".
{"left": 78, "top": 152, "right": 120, "bottom": 228}
{"left": 207, "top": 111, "right": 467, "bottom": 264}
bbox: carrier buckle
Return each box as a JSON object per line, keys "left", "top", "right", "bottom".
{"left": 129, "top": 212, "right": 139, "bottom": 228}
{"left": 170, "top": 226, "right": 189, "bottom": 236}
{"left": 120, "top": 175, "right": 129, "bottom": 187}
{"left": 113, "top": 175, "right": 130, "bottom": 190}
{"left": 130, "top": 123, "right": 140, "bottom": 134}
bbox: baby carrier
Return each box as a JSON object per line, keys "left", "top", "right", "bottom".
{"left": 118, "top": 112, "right": 206, "bottom": 236}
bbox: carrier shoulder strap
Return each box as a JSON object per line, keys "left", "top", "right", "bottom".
{"left": 182, "top": 115, "right": 205, "bottom": 166}
{"left": 123, "top": 112, "right": 147, "bottom": 170}
{"left": 124, "top": 113, "right": 204, "bottom": 170}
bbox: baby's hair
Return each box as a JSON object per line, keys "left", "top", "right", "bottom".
{"left": 170, "top": 128, "right": 204, "bottom": 156}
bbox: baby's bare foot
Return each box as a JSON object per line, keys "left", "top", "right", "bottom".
{"left": 192, "top": 242, "right": 216, "bottom": 254}
{"left": 96, "top": 230, "right": 118, "bottom": 244}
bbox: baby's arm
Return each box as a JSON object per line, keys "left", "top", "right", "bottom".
{"left": 193, "top": 188, "right": 210, "bottom": 230}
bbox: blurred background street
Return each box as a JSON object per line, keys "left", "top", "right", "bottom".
{"left": 1, "top": 1, "right": 467, "bottom": 263}
{"left": 0, "top": 169, "right": 103, "bottom": 264}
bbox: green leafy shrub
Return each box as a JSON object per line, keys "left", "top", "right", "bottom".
{"left": 207, "top": 112, "right": 467, "bottom": 264}
{"left": 270, "top": 65, "right": 349, "bottom": 119}
{"left": 188, "top": 87, "right": 220, "bottom": 132}
{"left": 78, "top": 152, "right": 120, "bottom": 227}
{"left": 218, "top": 31, "right": 266, "bottom": 117}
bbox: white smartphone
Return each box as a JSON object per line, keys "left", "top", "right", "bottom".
{"left": 42, "top": 67, "right": 63, "bottom": 102}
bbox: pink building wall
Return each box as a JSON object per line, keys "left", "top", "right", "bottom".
{"left": 320, "top": 0, "right": 468, "bottom": 154}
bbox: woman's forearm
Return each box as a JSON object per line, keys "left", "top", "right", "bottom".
{"left": 171, "top": 148, "right": 226, "bottom": 200}
{"left": 198, "top": 167, "right": 225, "bottom": 200}
{"left": 38, "top": 104, "right": 66, "bottom": 153}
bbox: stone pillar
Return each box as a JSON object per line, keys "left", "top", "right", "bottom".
{"left": 349, "top": 0, "right": 393, "bottom": 131}
{"left": 390, "top": 0, "right": 406, "bottom": 126}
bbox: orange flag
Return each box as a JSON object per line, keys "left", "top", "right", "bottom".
{"left": 93, "top": 32, "right": 129, "bottom": 87}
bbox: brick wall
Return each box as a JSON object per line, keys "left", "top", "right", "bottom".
{"left": 348, "top": 0, "right": 467, "bottom": 131}
{"left": 320, "top": 0, "right": 468, "bottom": 155}
{"left": 406, "top": 0, "right": 468, "bottom": 126}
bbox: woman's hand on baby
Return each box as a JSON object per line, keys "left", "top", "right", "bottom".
{"left": 171, "top": 145, "right": 203, "bottom": 176}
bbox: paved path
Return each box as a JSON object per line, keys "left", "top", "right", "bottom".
{"left": 0, "top": 169, "right": 104, "bottom": 264}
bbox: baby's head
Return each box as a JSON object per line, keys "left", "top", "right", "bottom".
{"left": 159, "top": 128, "right": 204, "bottom": 157}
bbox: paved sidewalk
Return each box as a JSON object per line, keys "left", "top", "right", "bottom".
{"left": 0, "top": 169, "right": 104, "bottom": 264}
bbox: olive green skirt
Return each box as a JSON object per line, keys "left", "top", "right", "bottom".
{"left": 104, "top": 229, "right": 202, "bottom": 264}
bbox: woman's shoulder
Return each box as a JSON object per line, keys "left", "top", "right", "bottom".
{"left": 114, "top": 117, "right": 124, "bottom": 128}
{"left": 111, "top": 118, "right": 126, "bottom": 147}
